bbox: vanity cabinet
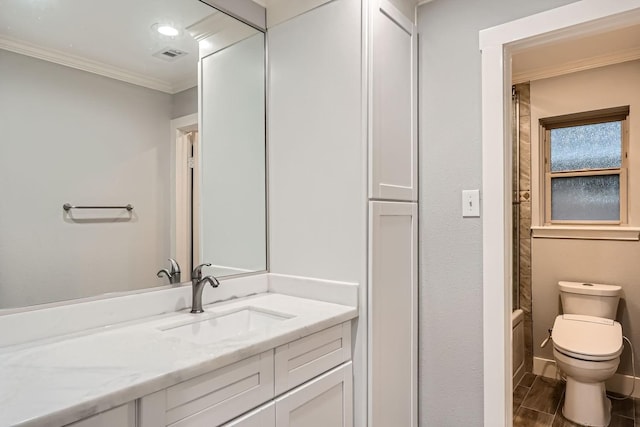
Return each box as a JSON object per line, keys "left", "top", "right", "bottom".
{"left": 369, "top": 0, "right": 418, "bottom": 202}
{"left": 224, "top": 363, "right": 353, "bottom": 427}
{"left": 137, "top": 322, "right": 352, "bottom": 427}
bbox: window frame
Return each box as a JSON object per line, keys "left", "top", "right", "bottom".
{"left": 540, "top": 106, "right": 630, "bottom": 226}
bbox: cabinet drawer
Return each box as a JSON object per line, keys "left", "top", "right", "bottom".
{"left": 274, "top": 322, "right": 351, "bottom": 395}
{"left": 139, "top": 351, "right": 274, "bottom": 427}
{"left": 65, "top": 403, "right": 135, "bottom": 427}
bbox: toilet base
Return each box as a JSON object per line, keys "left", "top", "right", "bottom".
{"left": 562, "top": 377, "right": 611, "bottom": 427}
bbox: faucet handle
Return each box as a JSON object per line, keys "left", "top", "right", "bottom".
{"left": 192, "top": 263, "right": 212, "bottom": 280}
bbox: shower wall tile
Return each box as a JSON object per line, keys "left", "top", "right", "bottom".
{"left": 517, "top": 83, "right": 533, "bottom": 374}
{"left": 519, "top": 117, "right": 531, "bottom": 192}
{"left": 520, "top": 245, "right": 531, "bottom": 274}
{"left": 521, "top": 284, "right": 531, "bottom": 314}
{"left": 520, "top": 220, "right": 532, "bottom": 239}
{"left": 519, "top": 241, "right": 531, "bottom": 270}
{"left": 520, "top": 201, "right": 531, "bottom": 220}
{"left": 518, "top": 83, "right": 530, "bottom": 118}
{"left": 519, "top": 120, "right": 531, "bottom": 140}
{"left": 519, "top": 268, "right": 531, "bottom": 310}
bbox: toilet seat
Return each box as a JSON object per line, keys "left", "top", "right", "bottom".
{"left": 552, "top": 314, "right": 623, "bottom": 361}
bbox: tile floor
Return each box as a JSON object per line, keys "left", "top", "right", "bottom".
{"left": 513, "top": 373, "right": 639, "bottom": 427}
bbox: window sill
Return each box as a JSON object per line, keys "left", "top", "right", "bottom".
{"left": 530, "top": 225, "right": 640, "bottom": 241}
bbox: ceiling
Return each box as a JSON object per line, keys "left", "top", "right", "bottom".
{"left": 512, "top": 23, "right": 640, "bottom": 84}
{"left": 0, "top": 0, "right": 221, "bottom": 93}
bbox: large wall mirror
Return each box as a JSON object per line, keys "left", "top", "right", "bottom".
{"left": 0, "top": 0, "right": 267, "bottom": 310}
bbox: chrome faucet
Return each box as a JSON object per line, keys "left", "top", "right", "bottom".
{"left": 157, "top": 258, "right": 182, "bottom": 284}
{"left": 190, "top": 263, "right": 220, "bottom": 313}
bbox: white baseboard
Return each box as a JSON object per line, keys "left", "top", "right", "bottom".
{"left": 533, "top": 356, "right": 640, "bottom": 398}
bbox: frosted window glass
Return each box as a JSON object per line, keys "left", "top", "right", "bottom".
{"left": 551, "top": 175, "right": 619, "bottom": 221}
{"left": 550, "top": 122, "right": 622, "bottom": 172}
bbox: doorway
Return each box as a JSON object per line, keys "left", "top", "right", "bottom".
{"left": 480, "top": 3, "right": 640, "bottom": 425}
{"left": 171, "top": 113, "right": 199, "bottom": 276}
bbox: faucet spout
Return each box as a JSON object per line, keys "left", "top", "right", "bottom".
{"left": 190, "top": 274, "right": 220, "bottom": 314}
{"left": 157, "top": 259, "right": 182, "bottom": 284}
{"left": 157, "top": 268, "right": 171, "bottom": 280}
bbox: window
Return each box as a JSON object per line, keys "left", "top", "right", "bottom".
{"left": 540, "top": 106, "right": 629, "bottom": 225}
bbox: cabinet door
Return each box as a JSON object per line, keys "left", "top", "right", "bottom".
{"left": 65, "top": 403, "right": 136, "bottom": 427}
{"left": 369, "top": 201, "right": 417, "bottom": 427}
{"left": 370, "top": 0, "right": 417, "bottom": 201}
{"left": 275, "top": 362, "right": 353, "bottom": 427}
{"left": 223, "top": 402, "right": 275, "bottom": 427}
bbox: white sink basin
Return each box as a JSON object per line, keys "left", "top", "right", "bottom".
{"left": 159, "top": 307, "right": 292, "bottom": 345}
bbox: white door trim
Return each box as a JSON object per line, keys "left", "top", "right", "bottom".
{"left": 479, "top": 1, "right": 640, "bottom": 426}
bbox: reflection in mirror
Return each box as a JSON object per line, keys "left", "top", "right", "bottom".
{"left": 195, "top": 22, "right": 266, "bottom": 278}
{"left": 0, "top": 0, "right": 266, "bottom": 310}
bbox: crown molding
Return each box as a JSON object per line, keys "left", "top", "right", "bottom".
{"left": 0, "top": 36, "right": 192, "bottom": 94}
{"left": 512, "top": 46, "right": 640, "bottom": 84}
{"left": 172, "top": 77, "right": 198, "bottom": 94}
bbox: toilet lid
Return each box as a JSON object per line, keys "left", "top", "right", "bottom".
{"left": 552, "top": 314, "right": 623, "bottom": 361}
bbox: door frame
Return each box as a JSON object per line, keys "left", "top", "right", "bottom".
{"left": 170, "top": 113, "right": 198, "bottom": 277}
{"left": 479, "top": 1, "right": 640, "bottom": 425}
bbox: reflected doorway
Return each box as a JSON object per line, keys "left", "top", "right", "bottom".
{"left": 171, "top": 113, "right": 199, "bottom": 278}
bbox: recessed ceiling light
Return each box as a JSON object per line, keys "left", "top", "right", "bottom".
{"left": 152, "top": 23, "right": 180, "bottom": 37}
{"left": 157, "top": 25, "right": 179, "bottom": 36}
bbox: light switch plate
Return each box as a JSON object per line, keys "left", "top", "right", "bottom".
{"left": 462, "top": 189, "right": 480, "bottom": 217}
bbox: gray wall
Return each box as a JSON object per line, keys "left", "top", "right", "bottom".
{"left": 171, "top": 86, "right": 198, "bottom": 119}
{"left": 0, "top": 50, "right": 173, "bottom": 308}
{"left": 417, "top": 0, "right": 578, "bottom": 425}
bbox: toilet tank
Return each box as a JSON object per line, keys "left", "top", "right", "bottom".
{"left": 559, "top": 281, "right": 621, "bottom": 320}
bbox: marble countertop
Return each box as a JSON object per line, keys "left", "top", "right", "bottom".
{"left": 0, "top": 293, "right": 357, "bottom": 427}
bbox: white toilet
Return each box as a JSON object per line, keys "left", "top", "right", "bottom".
{"left": 552, "top": 281, "right": 623, "bottom": 427}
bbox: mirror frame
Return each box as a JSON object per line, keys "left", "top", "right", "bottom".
{"left": 200, "top": 0, "right": 266, "bottom": 31}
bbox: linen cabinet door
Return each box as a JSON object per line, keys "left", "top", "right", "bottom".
{"left": 275, "top": 362, "right": 353, "bottom": 427}
{"left": 370, "top": 0, "right": 417, "bottom": 201}
{"left": 369, "top": 201, "right": 417, "bottom": 427}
